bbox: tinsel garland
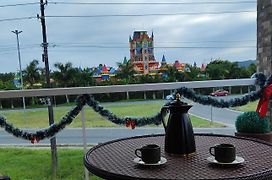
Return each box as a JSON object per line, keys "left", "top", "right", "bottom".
{"left": 0, "top": 94, "right": 168, "bottom": 142}
{"left": 0, "top": 73, "right": 269, "bottom": 143}
{"left": 0, "top": 94, "right": 89, "bottom": 142}
{"left": 176, "top": 88, "right": 261, "bottom": 108}
{"left": 252, "top": 73, "right": 266, "bottom": 88}
{"left": 86, "top": 95, "right": 168, "bottom": 128}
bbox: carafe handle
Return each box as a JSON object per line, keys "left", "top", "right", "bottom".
{"left": 161, "top": 106, "right": 169, "bottom": 132}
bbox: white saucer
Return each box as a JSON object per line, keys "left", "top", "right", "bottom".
{"left": 207, "top": 156, "right": 245, "bottom": 165}
{"left": 133, "top": 157, "right": 167, "bottom": 166}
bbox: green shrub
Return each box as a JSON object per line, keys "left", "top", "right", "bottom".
{"left": 235, "top": 111, "right": 271, "bottom": 133}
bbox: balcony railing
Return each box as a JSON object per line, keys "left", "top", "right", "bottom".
{"left": 0, "top": 78, "right": 256, "bottom": 99}
{"left": 0, "top": 78, "right": 257, "bottom": 180}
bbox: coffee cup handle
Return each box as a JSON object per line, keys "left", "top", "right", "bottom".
{"left": 209, "top": 147, "right": 215, "bottom": 156}
{"left": 135, "top": 149, "right": 142, "bottom": 158}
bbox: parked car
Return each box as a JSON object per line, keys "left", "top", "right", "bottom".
{"left": 210, "top": 89, "right": 229, "bottom": 96}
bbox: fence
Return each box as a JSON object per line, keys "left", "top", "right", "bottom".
{"left": 0, "top": 78, "right": 257, "bottom": 179}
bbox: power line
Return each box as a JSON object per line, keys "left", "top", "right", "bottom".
{"left": 0, "top": 45, "right": 255, "bottom": 54}
{"left": 50, "top": 40, "right": 256, "bottom": 46}
{"left": 0, "top": 38, "right": 256, "bottom": 52}
{"left": 0, "top": 1, "right": 255, "bottom": 9}
{"left": 48, "top": 45, "right": 256, "bottom": 49}
{"left": 0, "top": 9, "right": 256, "bottom": 22}
{"left": 152, "top": 40, "right": 256, "bottom": 44}
{"left": 0, "top": 2, "right": 39, "bottom": 8}
{"left": 0, "top": 16, "right": 36, "bottom": 22}
{"left": 48, "top": 1, "right": 256, "bottom": 5}
{"left": 0, "top": 1, "right": 256, "bottom": 9}
{"left": 0, "top": 40, "right": 256, "bottom": 53}
{"left": 45, "top": 10, "right": 255, "bottom": 18}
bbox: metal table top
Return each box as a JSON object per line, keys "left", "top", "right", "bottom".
{"left": 85, "top": 134, "right": 272, "bottom": 180}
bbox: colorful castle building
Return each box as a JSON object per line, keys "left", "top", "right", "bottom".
{"left": 129, "top": 31, "right": 159, "bottom": 75}
{"left": 92, "top": 31, "right": 203, "bottom": 82}
{"left": 92, "top": 64, "right": 116, "bottom": 81}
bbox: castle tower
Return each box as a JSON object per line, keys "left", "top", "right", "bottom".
{"left": 129, "top": 31, "right": 158, "bottom": 75}
{"left": 161, "top": 55, "right": 167, "bottom": 67}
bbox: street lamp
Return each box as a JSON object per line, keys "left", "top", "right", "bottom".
{"left": 12, "top": 30, "right": 26, "bottom": 109}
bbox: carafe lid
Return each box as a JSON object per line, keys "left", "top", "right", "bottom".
{"left": 169, "top": 93, "right": 192, "bottom": 108}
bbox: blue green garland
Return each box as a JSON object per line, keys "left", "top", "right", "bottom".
{"left": 86, "top": 95, "right": 167, "bottom": 127}
{"left": 0, "top": 94, "right": 88, "bottom": 143}
{"left": 176, "top": 87, "right": 261, "bottom": 108}
{"left": 0, "top": 73, "right": 269, "bottom": 142}
{"left": 0, "top": 94, "right": 168, "bottom": 142}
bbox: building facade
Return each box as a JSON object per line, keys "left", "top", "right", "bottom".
{"left": 129, "top": 31, "right": 159, "bottom": 75}
{"left": 257, "top": 0, "right": 272, "bottom": 76}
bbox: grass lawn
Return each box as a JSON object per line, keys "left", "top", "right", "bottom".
{"left": 0, "top": 101, "right": 224, "bottom": 128}
{"left": 232, "top": 100, "right": 258, "bottom": 112}
{"left": 0, "top": 148, "right": 102, "bottom": 180}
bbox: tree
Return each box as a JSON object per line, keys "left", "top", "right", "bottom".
{"left": 247, "top": 63, "right": 256, "bottom": 76}
{"left": 75, "top": 67, "right": 94, "bottom": 87}
{"left": 184, "top": 64, "right": 202, "bottom": 81}
{"left": 116, "top": 58, "right": 137, "bottom": 84}
{"left": 53, "top": 62, "right": 77, "bottom": 87}
{"left": 0, "top": 73, "right": 16, "bottom": 90}
{"left": 205, "top": 59, "right": 256, "bottom": 80}
{"left": 53, "top": 62, "right": 77, "bottom": 103}
{"left": 23, "top": 59, "right": 42, "bottom": 88}
{"left": 205, "top": 60, "right": 233, "bottom": 79}
{"left": 162, "top": 65, "right": 184, "bottom": 82}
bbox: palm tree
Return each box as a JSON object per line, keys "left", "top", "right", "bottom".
{"left": 53, "top": 62, "right": 76, "bottom": 87}
{"left": 116, "top": 58, "right": 137, "bottom": 84}
{"left": 53, "top": 62, "right": 77, "bottom": 103}
{"left": 22, "top": 60, "right": 42, "bottom": 105}
{"left": 23, "top": 59, "right": 41, "bottom": 88}
{"left": 75, "top": 67, "right": 94, "bottom": 87}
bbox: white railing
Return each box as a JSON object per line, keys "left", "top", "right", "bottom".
{"left": 0, "top": 78, "right": 257, "bottom": 180}
{"left": 0, "top": 78, "right": 256, "bottom": 99}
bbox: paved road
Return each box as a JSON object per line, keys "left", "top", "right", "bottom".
{"left": 0, "top": 127, "right": 236, "bottom": 146}
{"left": 189, "top": 102, "right": 242, "bottom": 128}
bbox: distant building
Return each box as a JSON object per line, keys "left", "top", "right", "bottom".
{"left": 173, "top": 60, "right": 186, "bottom": 72}
{"left": 129, "top": 31, "right": 159, "bottom": 75}
{"left": 93, "top": 31, "right": 203, "bottom": 82}
{"left": 93, "top": 64, "right": 116, "bottom": 82}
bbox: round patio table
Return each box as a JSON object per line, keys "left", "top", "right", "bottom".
{"left": 84, "top": 134, "right": 272, "bottom": 180}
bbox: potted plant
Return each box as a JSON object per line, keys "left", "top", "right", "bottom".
{"left": 235, "top": 111, "right": 272, "bottom": 142}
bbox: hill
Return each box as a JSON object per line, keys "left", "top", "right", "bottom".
{"left": 235, "top": 60, "right": 256, "bottom": 68}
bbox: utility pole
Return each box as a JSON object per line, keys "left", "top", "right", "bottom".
{"left": 39, "top": 0, "right": 58, "bottom": 178}
{"left": 12, "top": 30, "right": 26, "bottom": 109}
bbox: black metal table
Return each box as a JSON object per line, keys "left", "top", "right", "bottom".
{"left": 84, "top": 134, "right": 272, "bottom": 180}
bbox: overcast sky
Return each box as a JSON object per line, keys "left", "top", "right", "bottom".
{"left": 0, "top": 0, "right": 257, "bottom": 73}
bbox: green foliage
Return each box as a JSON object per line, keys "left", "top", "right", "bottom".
{"left": 184, "top": 64, "right": 202, "bottom": 81}
{"left": 0, "top": 73, "right": 16, "bottom": 90}
{"left": 116, "top": 59, "right": 137, "bottom": 84}
{"left": 22, "top": 59, "right": 42, "bottom": 88}
{"left": 75, "top": 67, "right": 94, "bottom": 87}
{"left": 53, "top": 62, "right": 78, "bottom": 87}
{"left": 205, "top": 59, "right": 255, "bottom": 80}
{"left": 235, "top": 111, "right": 270, "bottom": 133}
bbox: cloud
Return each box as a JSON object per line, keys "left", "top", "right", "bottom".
{"left": 0, "top": 0, "right": 257, "bottom": 73}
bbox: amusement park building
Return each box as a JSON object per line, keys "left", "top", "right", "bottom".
{"left": 93, "top": 31, "right": 187, "bottom": 81}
